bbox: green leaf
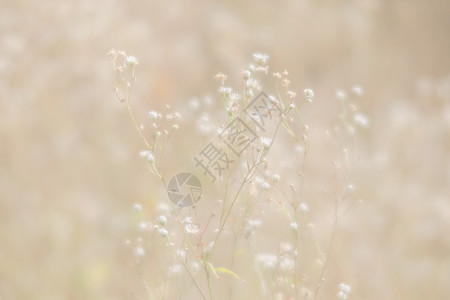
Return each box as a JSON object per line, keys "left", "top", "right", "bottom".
{"left": 207, "top": 262, "right": 221, "bottom": 279}
{"left": 215, "top": 267, "right": 245, "bottom": 282}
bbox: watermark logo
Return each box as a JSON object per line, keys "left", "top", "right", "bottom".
{"left": 167, "top": 173, "right": 202, "bottom": 207}
{"left": 171, "top": 91, "right": 279, "bottom": 206}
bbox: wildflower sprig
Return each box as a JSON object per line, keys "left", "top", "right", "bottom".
{"left": 108, "top": 50, "right": 357, "bottom": 300}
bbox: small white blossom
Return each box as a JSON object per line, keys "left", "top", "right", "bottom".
{"left": 243, "top": 69, "right": 252, "bottom": 80}
{"left": 336, "top": 89, "right": 347, "bottom": 101}
{"left": 272, "top": 174, "right": 280, "bottom": 183}
{"left": 246, "top": 78, "right": 260, "bottom": 89}
{"left": 168, "top": 264, "right": 183, "bottom": 276}
{"left": 351, "top": 85, "right": 364, "bottom": 96}
{"left": 139, "top": 150, "right": 155, "bottom": 163}
{"left": 126, "top": 55, "right": 139, "bottom": 66}
{"left": 202, "top": 242, "right": 215, "bottom": 258}
{"left": 280, "top": 257, "right": 295, "bottom": 271}
{"left": 190, "top": 261, "right": 201, "bottom": 274}
{"left": 353, "top": 112, "right": 370, "bottom": 128}
{"left": 294, "top": 144, "right": 303, "bottom": 153}
{"left": 158, "top": 228, "right": 168, "bottom": 238}
{"left": 218, "top": 86, "right": 232, "bottom": 96}
{"left": 303, "top": 88, "right": 314, "bottom": 102}
{"left": 148, "top": 110, "right": 159, "bottom": 120}
{"left": 256, "top": 253, "right": 278, "bottom": 270}
{"left": 290, "top": 222, "right": 298, "bottom": 231}
{"left": 247, "top": 219, "right": 262, "bottom": 228}
{"left": 245, "top": 219, "right": 262, "bottom": 237}
{"left": 132, "top": 203, "right": 142, "bottom": 211}
{"left": 347, "top": 183, "right": 356, "bottom": 192}
{"left": 268, "top": 95, "right": 278, "bottom": 103}
{"left": 156, "top": 202, "right": 171, "bottom": 212}
{"left": 214, "top": 72, "right": 227, "bottom": 84}
{"left": 134, "top": 246, "right": 146, "bottom": 259}
{"left": 262, "top": 182, "right": 271, "bottom": 190}
{"left": 230, "top": 93, "right": 241, "bottom": 102}
{"left": 339, "top": 283, "right": 352, "bottom": 294}
{"left": 260, "top": 137, "right": 272, "bottom": 150}
{"left": 337, "top": 283, "right": 352, "bottom": 299}
{"left": 299, "top": 202, "right": 309, "bottom": 213}
{"left": 253, "top": 53, "right": 269, "bottom": 65}
{"left": 287, "top": 90, "right": 297, "bottom": 100}
{"left": 183, "top": 216, "right": 194, "bottom": 224}
{"left": 138, "top": 221, "right": 150, "bottom": 232}
{"left": 185, "top": 223, "right": 199, "bottom": 234}
{"left": 188, "top": 97, "right": 200, "bottom": 110}
{"left": 156, "top": 215, "right": 167, "bottom": 226}
{"left": 175, "top": 249, "right": 186, "bottom": 260}
{"left": 279, "top": 243, "right": 294, "bottom": 253}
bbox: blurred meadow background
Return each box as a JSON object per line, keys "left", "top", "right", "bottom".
{"left": 1, "top": 0, "right": 450, "bottom": 299}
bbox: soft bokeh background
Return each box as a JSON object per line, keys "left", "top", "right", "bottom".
{"left": 1, "top": 0, "right": 449, "bottom": 299}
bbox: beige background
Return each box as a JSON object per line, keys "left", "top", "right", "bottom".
{"left": 1, "top": 0, "right": 449, "bottom": 299}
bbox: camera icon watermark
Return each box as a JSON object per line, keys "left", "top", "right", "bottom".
{"left": 167, "top": 173, "right": 202, "bottom": 207}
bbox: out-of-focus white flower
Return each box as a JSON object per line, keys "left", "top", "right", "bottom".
{"left": 272, "top": 174, "right": 280, "bottom": 182}
{"left": 168, "top": 264, "right": 183, "bottom": 276}
{"left": 218, "top": 86, "right": 232, "bottom": 96}
{"left": 214, "top": 72, "right": 227, "bottom": 84}
{"left": 337, "top": 283, "right": 352, "bottom": 299}
{"left": 268, "top": 95, "right": 278, "bottom": 104}
{"left": 139, "top": 150, "right": 155, "bottom": 163}
{"left": 157, "top": 215, "right": 167, "bottom": 226}
{"left": 148, "top": 110, "right": 159, "bottom": 120}
{"left": 303, "top": 88, "right": 314, "bottom": 102}
{"left": 190, "top": 261, "right": 201, "bottom": 274}
{"left": 260, "top": 137, "right": 272, "bottom": 150}
{"left": 262, "top": 182, "right": 271, "bottom": 190}
{"left": 230, "top": 93, "right": 241, "bottom": 102}
{"left": 280, "top": 257, "right": 295, "bottom": 271}
{"left": 126, "top": 55, "right": 139, "bottom": 66}
{"left": 347, "top": 183, "right": 356, "bottom": 192}
{"left": 244, "top": 219, "right": 262, "bottom": 237}
{"left": 279, "top": 243, "right": 294, "bottom": 253}
{"left": 290, "top": 222, "right": 298, "bottom": 231}
{"left": 247, "top": 219, "right": 262, "bottom": 228}
{"left": 351, "top": 85, "right": 364, "bottom": 96}
{"left": 175, "top": 249, "right": 186, "bottom": 260}
{"left": 253, "top": 53, "right": 269, "bottom": 65}
{"left": 336, "top": 89, "right": 347, "bottom": 101}
{"left": 132, "top": 203, "right": 142, "bottom": 211}
{"left": 287, "top": 90, "right": 297, "bottom": 100}
{"left": 243, "top": 69, "right": 252, "bottom": 80}
{"left": 156, "top": 202, "right": 171, "bottom": 212}
{"left": 138, "top": 222, "right": 150, "bottom": 232}
{"left": 246, "top": 78, "right": 260, "bottom": 89}
{"left": 183, "top": 216, "right": 194, "bottom": 224}
{"left": 158, "top": 228, "right": 168, "bottom": 237}
{"left": 188, "top": 97, "right": 200, "bottom": 111}
{"left": 256, "top": 253, "right": 278, "bottom": 270}
{"left": 299, "top": 202, "right": 309, "bottom": 213}
{"left": 353, "top": 112, "right": 370, "bottom": 128}
{"left": 134, "top": 246, "right": 146, "bottom": 259}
